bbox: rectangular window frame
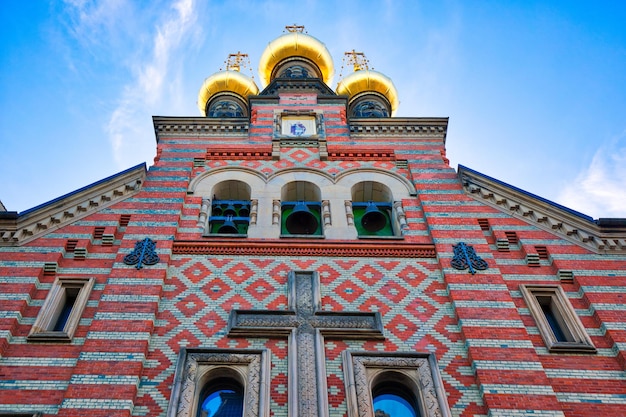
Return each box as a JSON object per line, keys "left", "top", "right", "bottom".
{"left": 520, "top": 284, "right": 596, "bottom": 353}
{"left": 28, "top": 277, "right": 94, "bottom": 343}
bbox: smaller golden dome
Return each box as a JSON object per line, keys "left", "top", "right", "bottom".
{"left": 258, "top": 31, "right": 334, "bottom": 87}
{"left": 336, "top": 69, "right": 399, "bottom": 115}
{"left": 197, "top": 70, "right": 259, "bottom": 116}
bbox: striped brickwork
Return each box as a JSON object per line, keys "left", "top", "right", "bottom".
{"left": 0, "top": 88, "right": 624, "bottom": 417}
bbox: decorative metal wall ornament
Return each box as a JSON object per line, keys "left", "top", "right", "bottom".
{"left": 123, "top": 238, "right": 160, "bottom": 269}
{"left": 451, "top": 242, "right": 488, "bottom": 274}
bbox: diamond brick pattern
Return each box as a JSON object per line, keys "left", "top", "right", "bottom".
{"left": 132, "top": 256, "right": 478, "bottom": 417}
{"left": 225, "top": 262, "right": 255, "bottom": 284}
{"left": 3, "top": 49, "right": 624, "bottom": 417}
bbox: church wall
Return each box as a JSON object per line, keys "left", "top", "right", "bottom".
{"left": 1, "top": 67, "right": 625, "bottom": 417}
{"left": 131, "top": 254, "right": 485, "bottom": 416}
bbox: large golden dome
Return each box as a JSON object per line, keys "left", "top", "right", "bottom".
{"left": 197, "top": 70, "right": 259, "bottom": 116}
{"left": 258, "top": 31, "right": 334, "bottom": 87}
{"left": 336, "top": 69, "right": 399, "bottom": 115}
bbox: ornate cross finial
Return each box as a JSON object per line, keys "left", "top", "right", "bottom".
{"left": 285, "top": 24, "right": 306, "bottom": 33}
{"left": 451, "top": 242, "right": 488, "bottom": 274}
{"left": 225, "top": 52, "right": 248, "bottom": 72}
{"left": 344, "top": 49, "right": 370, "bottom": 72}
{"left": 123, "top": 238, "right": 160, "bottom": 269}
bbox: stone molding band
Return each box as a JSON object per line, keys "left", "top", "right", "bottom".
{"left": 172, "top": 240, "right": 437, "bottom": 258}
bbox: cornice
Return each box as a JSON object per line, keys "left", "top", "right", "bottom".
{"left": 172, "top": 239, "right": 436, "bottom": 258}
{"left": 0, "top": 164, "right": 146, "bottom": 246}
{"left": 153, "top": 116, "right": 249, "bottom": 140}
{"left": 458, "top": 165, "right": 626, "bottom": 254}
{"left": 258, "top": 77, "right": 337, "bottom": 96}
{"left": 348, "top": 117, "right": 448, "bottom": 141}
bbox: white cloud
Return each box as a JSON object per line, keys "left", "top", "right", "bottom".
{"left": 103, "top": 0, "right": 199, "bottom": 167}
{"left": 557, "top": 133, "right": 626, "bottom": 218}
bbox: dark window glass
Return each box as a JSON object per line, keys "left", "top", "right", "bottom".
{"left": 208, "top": 100, "right": 244, "bottom": 118}
{"left": 198, "top": 389, "right": 243, "bottom": 417}
{"left": 540, "top": 299, "right": 568, "bottom": 342}
{"left": 52, "top": 289, "right": 78, "bottom": 331}
{"left": 197, "top": 377, "right": 244, "bottom": 417}
{"left": 353, "top": 100, "right": 389, "bottom": 118}
{"left": 279, "top": 64, "right": 310, "bottom": 78}
{"left": 373, "top": 393, "right": 418, "bottom": 417}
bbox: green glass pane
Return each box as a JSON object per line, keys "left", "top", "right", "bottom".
{"left": 353, "top": 205, "right": 394, "bottom": 236}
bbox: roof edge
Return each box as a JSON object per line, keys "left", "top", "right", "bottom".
{"left": 458, "top": 164, "right": 626, "bottom": 254}
{"left": 0, "top": 163, "right": 146, "bottom": 246}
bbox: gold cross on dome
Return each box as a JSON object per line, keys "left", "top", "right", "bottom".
{"left": 285, "top": 24, "right": 305, "bottom": 33}
{"left": 344, "top": 49, "right": 369, "bottom": 71}
{"left": 225, "top": 52, "right": 248, "bottom": 72}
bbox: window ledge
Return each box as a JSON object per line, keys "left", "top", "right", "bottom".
{"left": 280, "top": 234, "right": 325, "bottom": 239}
{"left": 27, "top": 331, "right": 72, "bottom": 343}
{"left": 548, "top": 342, "right": 597, "bottom": 354}
{"left": 202, "top": 233, "right": 248, "bottom": 238}
{"left": 357, "top": 235, "right": 404, "bottom": 240}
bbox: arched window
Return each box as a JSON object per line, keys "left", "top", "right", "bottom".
{"left": 353, "top": 100, "right": 389, "bottom": 118}
{"left": 348, "top": 92, "right": 392, "bottom": 118}
{"left": 272, "top": 57, "right": 322, "bottom": 81}
{"left": 208, "top": 99, "right": 244, "bottom": 118}
{"left": 351, "top": 181, "right": 395, "bottom": 237}
{"left": 205, "top": 94, "right": 248, "bottom": 118}
{"left": 280, "top": 181, "right": 323, "bottom": 236}
{"left": 197, "top": 376, "right": 244, "bottom": 417}
{"left": 371, "top": 371, "right": 421, "bottom": 417}
{"left": 208, "top": 180, "right": 251, "bottom": 236}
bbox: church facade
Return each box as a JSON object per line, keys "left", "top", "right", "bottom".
{"left": 1, "top": 27, "right": 625, "bottom": 417}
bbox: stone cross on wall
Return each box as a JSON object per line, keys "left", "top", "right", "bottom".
{"left": 228, "top": 271, "right": 384, "bottom": 417}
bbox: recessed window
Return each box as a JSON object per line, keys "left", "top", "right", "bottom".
{"left": 206, "top": 180, "right": 252, "bottom": 236}
{"left": 272, "top": 57, "right": 322, "bottom": 80}
{"left": 209, "top": 200, "right": 250, "bottom": 235}
{"left": 197, "top": 377, "right": 244, "bottom": 417}
{"left": 372, "top": 377, "right": 420, "bottom": 417}
{"left": 349, "top": 93, "right": 391, "bottom": 118}
{"left": 353, "top": 99, "right": 389, "bottom": 118}
{"left": 351, "top": 181, "right": 397, "bottom": 237}
{"left": 28, "top": 277, "right": 94, "bottom": 342}
{"left": 343, "top": 352, "right": 450, "bottom": 417}
{"left": 520, "top": 285, "right": 596, "bottom": 353}
{"left": 281, "top": 181, "right": 323, "bottom": 237}
{"left": 206, "top": 94, "right": 247, "bottom": 118}
{"left": 281, "top": 201, "right": 322, "bottom": 235}
{"left": 167, "top": 348, "right": 269, "bottom": 417}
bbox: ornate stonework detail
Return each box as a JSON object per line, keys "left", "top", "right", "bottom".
{"left": 123, "top": 238, "right": 160, "bottom": 269}
{"left": 343, "top": 352, "right": 451, "bottom": 417}
{"left": 327, "top": 148, "right": 396, "bottom": 161}
{"left": 172, "top": 240, "right": 437, "bottom": 258}
{"left": 205, "top": 148, "right": 272, "bottom": 160}
{"left": 459, "top": 165, "right": 626, "bottom": 254}
{"left": 228, "top": 271, "right": 384, "bottom": 417}
{"left": 168, "top": 348, "right": 269, "bottom": 417}
{"left": 0, "top": 164, "right": 145, "bottom": 246}
{"left": 349, "top": 118, "right": 448, "bottom": 138}
{"left": 451, "top": 242, "right": 488, "bottom": 274}
{"left": 153, "top": 116, "right": 249, "bottom": 137}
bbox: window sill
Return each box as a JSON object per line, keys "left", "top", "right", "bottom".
{"left": 548, "top": 342, "right": 597, "bottom": 354}
{"left": 357, "top": 235, "right": 404, "bottom": 240}
{"left": 280, "top": 234, "right": 325, "bottom": 239}
{"left": 203, "top": 233, "right": 248, "bottom": 238}
{"left": 27, "top": 331, "right": 72, "bottom": 343}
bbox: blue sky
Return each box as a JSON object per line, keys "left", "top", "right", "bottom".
{"left": 1, "top": 1, "right": 625, "bottom": 218}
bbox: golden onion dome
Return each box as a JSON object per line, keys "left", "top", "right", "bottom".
{"left": 258, "top": 31, "right": 334, "bottom": 87}
{"left": 197, "top": 70, "right": 259, "bottom": 116}
{"left": 336, "top": 69, "right": 399, "bottom": 115}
